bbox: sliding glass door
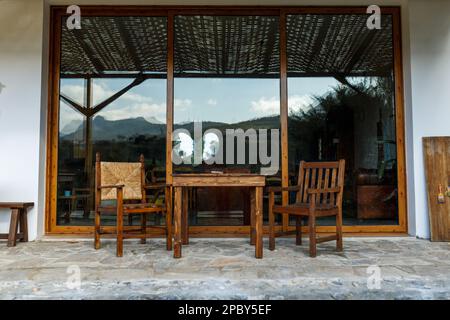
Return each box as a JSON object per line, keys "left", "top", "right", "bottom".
{"left": 173, "top": 15, "right": 281, "bottom": 226}
{"left": 57, "top": 16, "right": 167, "bottom": 226}
{"left": 286, "top": 13, "right": 399, "bottom": 226}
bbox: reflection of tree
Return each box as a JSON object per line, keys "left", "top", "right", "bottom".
{"left": 289, "top": 77, "right": 395, "bottom": 182}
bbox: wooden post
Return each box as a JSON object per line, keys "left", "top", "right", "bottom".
{"left": 85, "top": 78, "right": 94, "bottom": 218}
{"left": 279, "top": 12, "right": 289, "bottom": 232}
{"left": 116, "top": 187, "right": 124, "bottom": 257}
{"left": 173, "top": 186, "right": 182, "bottom": 258}
{"left": 166, "top": 13, "right": 174, "bottom": 185}
{"left": 165, "top": 186, "right": 173, "bottom": 250}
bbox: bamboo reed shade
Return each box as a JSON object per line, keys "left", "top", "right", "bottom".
{"left": 174, "top": 16, "right": 280, "bottom": 76}
{"left": 60, "top": 16, "right": 168, "bottom": 75}
{"left": 287, "top": 14, "right": 393, "bottom": 76}
{"left": 60, "top": 14, "right": 393, "bottom": 77}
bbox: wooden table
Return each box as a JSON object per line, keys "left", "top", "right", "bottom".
{"left": 172, "top": 173, "right": 265, "bottom": 259}
{"left": 0, "top": 202, "right": 34, "bottom": 247}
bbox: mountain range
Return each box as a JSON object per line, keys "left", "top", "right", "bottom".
{"left": 61, "top": 115, "right": 280, "bottom": 141}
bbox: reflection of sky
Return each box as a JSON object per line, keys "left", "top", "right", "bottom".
{"left": 59, "top": 76, "right": 338, "bottom": 132}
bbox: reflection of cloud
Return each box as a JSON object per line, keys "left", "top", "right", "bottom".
{"left": 250, "top": 95, "right": 314, "bottom": 116}
{"left": 250, "top": 96, "right": 279, "bottom": 115}
{"left": 60, "top": 81, "right": 170, "bottom": 125}
{"left": 100, "top": 102, "right": 166, "bottom": 122}
{"left": 174, "top": 98, "right": 192, "bottom": 110}
{"left": 207, "top": 98, "right": 217, "bottom": 106}
{"left": 288, "top": 95, "right": 314, "bottom": 113}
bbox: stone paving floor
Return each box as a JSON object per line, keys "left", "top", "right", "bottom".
{"left": 0, "top": 237, "right": 449, "bottom": 299}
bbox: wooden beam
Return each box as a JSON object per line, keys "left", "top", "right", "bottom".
{"left": 280, "top": 13, "right": 289, "bottom": 231}
{"left": 166, "top": 13, "right": 174, "bottom": 184}
{"left": 60, "top": 93, "right": 89, "bottom": 116}
{"left": 90, "top": 74, "right": 147, "bottom": 115}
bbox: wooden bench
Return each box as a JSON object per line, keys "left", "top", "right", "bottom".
{"left": 0, "top": 202, "right": 34, "bottom": 247}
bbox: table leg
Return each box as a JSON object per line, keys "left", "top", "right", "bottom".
{"left": 255, "top": 186, "right": 263, "bottom": 259}
{"left": 182, "top": 188, "right": 189, "bottom": 245}
{"left": 19, "top": 208, "right": 28, "bottom": 242}
{"left": 7, "top": 209, "right": 20, "bottom": 247}
{"left": 250, "top": 188, "right": 256, "bottom": 245}
{"left": 174, "top": 187, "right": 182, "bottom": 258}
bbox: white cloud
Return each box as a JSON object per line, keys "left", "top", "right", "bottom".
{"left": 250, "top": 96, "right": 279, "bottom": 115}
{"left": 288, "top": 95, "right": 315, "bottom": 113}
{"left": 207, "top": 98, "right": 217, "bottom": 106}
{"left": 100, "top": 102, "right": 166, "bottom": 123}
{"left": 60, "top": 81, "right": 167, "bottom": 125}
{"left": 250, "top": 95, "right": 314, "bottom": 116}
{"left": 174, "top": 98, "right": 192, "bottom": 110}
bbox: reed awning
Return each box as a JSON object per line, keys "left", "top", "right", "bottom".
{"left": 60, "top": 14, "right": 393, "bottom": 78}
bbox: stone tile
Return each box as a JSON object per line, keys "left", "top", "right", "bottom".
{"left": 0, "top": 237, "right": 449, "bottom": 299}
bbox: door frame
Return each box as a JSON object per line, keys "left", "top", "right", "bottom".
{"left": 45, "top": 5, "right": 407, "bottom": 235}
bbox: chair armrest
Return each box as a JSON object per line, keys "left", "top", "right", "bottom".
{"left": 97, "top": 184, "right": 124, "bottom": 189}
{"left": 266, "top": 185, "right": 301, "bottom": 193}
{"left": 307, "top": 187, "right": 340, "bottom": 194}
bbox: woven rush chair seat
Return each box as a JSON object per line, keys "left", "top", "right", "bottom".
{"left": 94, "top": 153, "right": 172, "bottom": 257}
{"left": 268, "top": 160, "right": 346, "bottom": 257}
{"left": 98, "top": 202, "right": 165, "bottom": 213}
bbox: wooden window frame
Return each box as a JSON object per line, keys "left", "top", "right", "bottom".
{"left": 45, "top": 5, "right": 407, "bottom": 236}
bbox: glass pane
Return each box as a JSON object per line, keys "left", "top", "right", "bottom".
{"left": 174, "top": 15, "right": 281, "bottom": 226}
{"left": 286, "top": 14, "right": 398, "bottom": 226}
{"left": 57, "top": 16, "right": 167, "bottom": 226}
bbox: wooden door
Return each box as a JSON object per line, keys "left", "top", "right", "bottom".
{"left": 423, "top": 137, "right": 450, "bottom": 241}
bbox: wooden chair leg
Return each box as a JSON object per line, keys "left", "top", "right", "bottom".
{"left": 336, "top": 210, "right": 343, "bottom": 252}
{"left": 268, "top": 192, "right": 275, "bottom": 251}
{"left": 296, "top": 216, "right": 302, "bottom": 246}
{"left": 308, "top": 214, "right": 317, "bottom": 258}
{"left": 166, "top": 213, "right": 172, "bottom": 251}
{"left": 7, "top": 209, "right": 20, "bottom": 247}
{"left": 140, "top": 214, "right": 147, "bottom": 244}
{"left": 182, "top": 189, "right": 189, "bottom": 245}
{"left": 94, "top": 210, "right": 101, "bottom": 249}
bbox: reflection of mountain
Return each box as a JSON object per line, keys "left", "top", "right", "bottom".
{"left": 175, "top": 116, "right": 280, "bottom": 132}
{"left": 61, "top": 115, "right": 280, "bottom": 141}
{"left": 62, "top": 116, "right": 166, "bottom": 141}
{"left": 61, "top": 119, "right": 82, "bottom": 135}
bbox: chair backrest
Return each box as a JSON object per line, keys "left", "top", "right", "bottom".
{"left": 295, "top": 160, "right": 346, "bottom": 206}
{"left": 95, "top": 153, "right": 146, "bottom": 201}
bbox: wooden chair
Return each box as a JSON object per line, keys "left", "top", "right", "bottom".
{"left": 268, "top": 160, "right": 345, "bottom": 257}
{"left": 94, "top": 153, "right": 172, "bottom": 257}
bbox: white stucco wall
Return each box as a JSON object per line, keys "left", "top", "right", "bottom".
{"left": 1, "top": 0, "right": 447, "bottom": 240}
{"left": 0, "top": 0, "right": 46, "bottom": 240}
{"left": 409, "top": 0, "right": 450, "bottom": 239}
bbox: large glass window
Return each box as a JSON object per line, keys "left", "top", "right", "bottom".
{"left": 57, "top": 16, "right": 167, "bottom": 226}
{"left": 287, "top": 14, "right": 398, "bottom": 226}
{"left": 51, "top": 8, "right": 404, "bottom": 233}
{"left": 173, "top": 15, "right": 281, "bottom": 226}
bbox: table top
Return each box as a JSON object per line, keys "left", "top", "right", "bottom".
{"left": 172, "top": 173, "right": 266, "bottom": 187}
{"left": 0, "top": 202, "right": 34, "bottom": 209}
